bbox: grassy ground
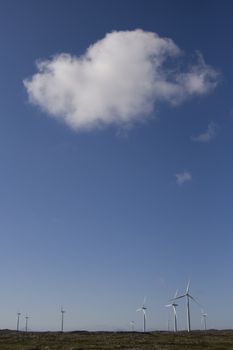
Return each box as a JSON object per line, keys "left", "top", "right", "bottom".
{"left": 0, "top": 329, "right": 233, "bottom": 350}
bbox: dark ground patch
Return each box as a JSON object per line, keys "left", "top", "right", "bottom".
{"left": 0, "top": 329, "right": 233, "bottom": 350}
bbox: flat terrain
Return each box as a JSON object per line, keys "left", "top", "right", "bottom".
{"left": 0, "top": 329, "right": 233, "bottom": 350}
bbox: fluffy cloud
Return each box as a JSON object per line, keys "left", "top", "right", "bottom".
{"left": 191, "top": 121, "right": 217, "bottom": 142}
{"left": 24, "top": 29, "right": 219, "bottom": 131}
{"left": 175, "top": 171, "right": 192, "bottom": 186}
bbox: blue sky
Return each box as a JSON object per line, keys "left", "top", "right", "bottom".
{"left": 0, "top": 0, "right": 233, "bottom": 331}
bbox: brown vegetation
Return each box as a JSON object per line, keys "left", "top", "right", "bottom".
{"left": 0, "top": 329, "right": 233, "bottom": 350}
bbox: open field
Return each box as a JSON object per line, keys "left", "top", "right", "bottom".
{"left": 0, "top": 330, "right": 233, "bottom": 350}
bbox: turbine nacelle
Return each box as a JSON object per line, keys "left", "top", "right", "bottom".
{"left": 165, "top": 303, "right": 178, "bottom": 308}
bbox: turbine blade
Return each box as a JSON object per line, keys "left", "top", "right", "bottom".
{"left": 143, "top": 296, "right": 147, "bottom": 306}
{"left": 170, "top": 294, "right": 186, "bottom": 301}
{"left": 186, "top": 280, "right": 190, "bottom": 293}
{"left": 189, "top": 294, "right": 202, "bottom": 307}
{"left": 174, "top": 289, "right": 179, "bottom": 298}
{"left": 136, "top": 308, "right": 142, "bottom": 312}
{"left": 201, "top": 309, "right": 207, "bottom": 316}
{"left": 165, "top": 304, "right": 172, "bottom": 307}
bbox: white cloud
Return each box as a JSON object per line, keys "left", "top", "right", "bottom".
{"left": 175, "top": 171, "right": 192, "bottom": 186}
{"left": 191, "top": 121, "right": 217, "bottom": 142}
{"left": 24, "top": 29, "right": 219, "bottom": 131}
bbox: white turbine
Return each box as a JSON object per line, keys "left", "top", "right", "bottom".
{"left": 61, "top": 306, "right": 66, "bottom": 332}
{"left": 25, "top": 314, "right": 29, "bottom": 332}
{"left": 16, "top": 312, "right": 21, "bottom": 332}
{"left": 171, "top": 281, "right": 201, "bottom": 332}
{"left": 165, "top": 290, "right": 179, "bottom": 332}
{"left": 201, "top": 309, "right": 207, "bottom": 331}
{"left": 130, "top": 320, "right": 135, "bottom": 332}
{"left": 137, "top": 297, "right": 147, "bottom": 332}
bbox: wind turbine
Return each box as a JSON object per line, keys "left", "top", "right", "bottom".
{"left": 25, "top": 315, "right": 29, "bottom": 332}
{"left": 165, "top": 290, "right": 179, "bottom": 332}
{"left": 130, "top": 320, "right": 135, "bottom": 332}
{"left": 201, "top": 309, "right": 207, "bottom": 331}
{"left": 137, "top": 297, "right": 147, "bottom": 332}
{"left": 171, "top": 281, "right": 201, "bottom": 332}
{"left": 16, "top": 312, "right": 21, "bottom": 332}
{"left": 61, "top": 306, "right": 66, "bottom": 332}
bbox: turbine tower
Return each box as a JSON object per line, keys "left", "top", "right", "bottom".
{"left": 16, "top": 312, "right": 21, "bottom": 332}
{"left": 165, "top": 290, "right": 179, "bottom": 332}
{"left": 61, "top": 306, "right": 66, "bottom": 332}
{"left": 201, "top": 309, "right": 207, "bottom": 331}
{"left": 171, "top": 281, "right": 201, "bottom": 332}
{"left": 137, "top": 297, "right": 147, "bottom": 332}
